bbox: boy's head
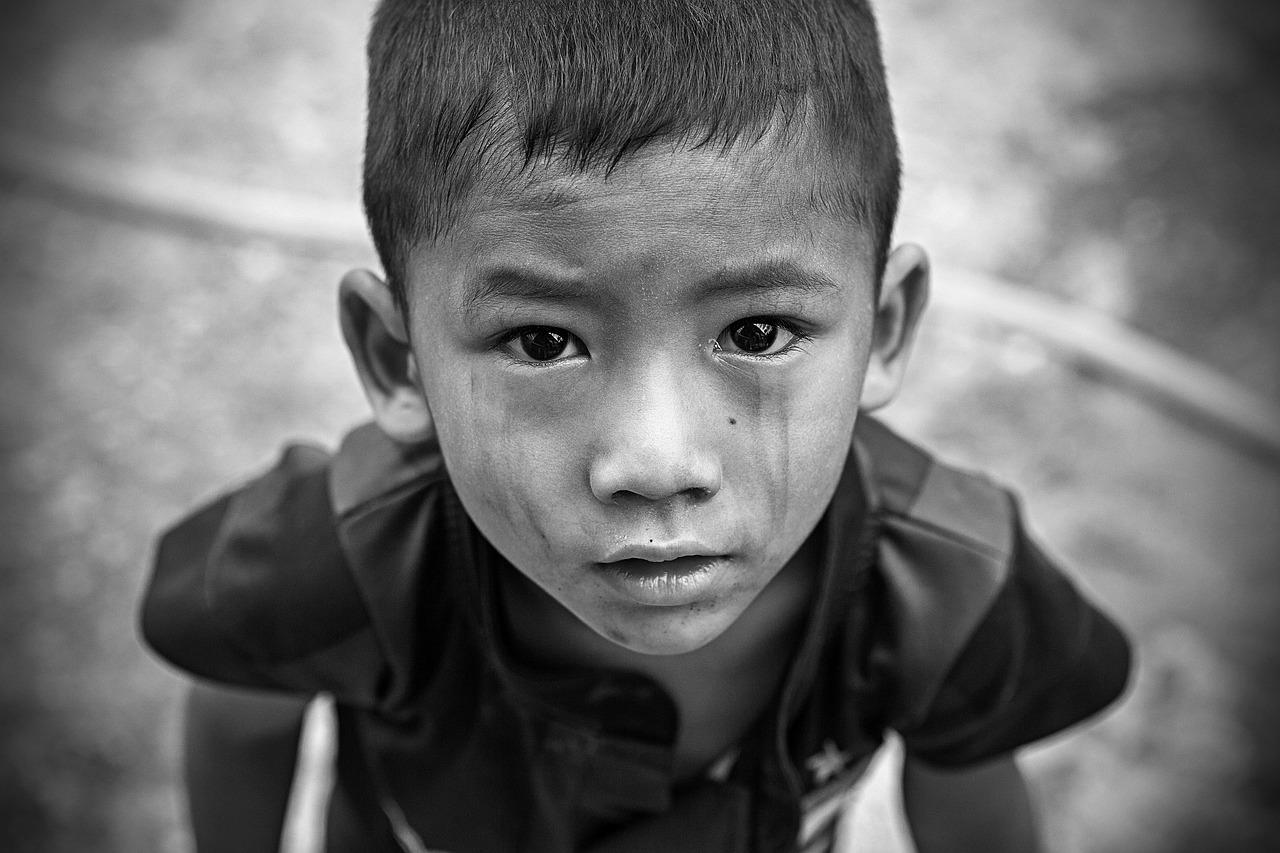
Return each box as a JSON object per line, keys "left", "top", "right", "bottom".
{"left": 342, "top": 0, "right": 929, "bottom": 656}
{"left": 364, "top": 0, "right": 902, "bottom": 311}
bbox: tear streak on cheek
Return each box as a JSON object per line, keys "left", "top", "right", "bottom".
{"left": 736, "top": 371, "right": 791, "bottom": 532}
{"left": 472, "top": 371, "right": 560, "bottom": 563}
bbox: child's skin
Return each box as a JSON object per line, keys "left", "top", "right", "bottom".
{"left": 186, "top": 130, "right": 1041, "bottom": 851}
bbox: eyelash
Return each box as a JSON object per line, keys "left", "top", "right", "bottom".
{"left": 495, "top": 326, "right": 587, "bottom": 366}
{"left": 494, "top": 316, "right": 812, "bottom": 364}
{"left": 714, "top": 316, "right": 812, "bottom": 360}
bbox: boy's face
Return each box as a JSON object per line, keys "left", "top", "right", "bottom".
{"left": 382, "top": 138, "right": 913, "bottom": 656}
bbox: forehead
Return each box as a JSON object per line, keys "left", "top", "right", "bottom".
{"left": 408, "top": 133, "right": 875, "bottom": 305}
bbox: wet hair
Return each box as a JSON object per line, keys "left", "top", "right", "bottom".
{"left": 364, "top": 0, "right": 901, "bottom": 313}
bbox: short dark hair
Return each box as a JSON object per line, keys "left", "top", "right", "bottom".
{"left": 364, "top": 0, "right": 900, "bottom": 313}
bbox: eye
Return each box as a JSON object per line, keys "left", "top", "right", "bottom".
{"left": 503, "top": 326, "right": 585, "bottom": 363}
{"left": 717, "top": 318, "right": 801, "bottom": 357}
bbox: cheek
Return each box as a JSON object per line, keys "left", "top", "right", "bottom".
{"left": 426, "top": 361, "right": 588, "bottom": 563}
{"left": 732, "top": 345, "right": 864, "bottom": 534}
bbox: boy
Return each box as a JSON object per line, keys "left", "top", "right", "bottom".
{"left": 141, "top": 1, "right": 1131, "bottom": 851}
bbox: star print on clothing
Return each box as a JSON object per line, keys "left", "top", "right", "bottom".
{"left": 805, "top": 739, "right": 853, "bottom": 786}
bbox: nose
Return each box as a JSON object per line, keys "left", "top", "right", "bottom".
{"left": 588, "top": 367, "right": 722, "bottom": 505}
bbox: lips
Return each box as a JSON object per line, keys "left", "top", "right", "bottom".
{"left": 601, "top": 540, "right": 724, "bottom": 564}
{"left": 606, "top": 554, "right": 719, "bottom": 577}
{"left": 595, "top": 546, "right": 730, "bottom": 607}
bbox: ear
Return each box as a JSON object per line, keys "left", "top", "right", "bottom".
{"left": 338, "top": 269, "right": 434, "bottom": 444}
{"left": 859, "top": 243, "right": 930, "bottom": 412}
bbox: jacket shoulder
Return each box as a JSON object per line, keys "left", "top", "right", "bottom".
{"left": 857, "top": 416, "right": 1015, "bottom": 558}
{"left": 140, "top": 442, "right": 372, "bottom": 687}
{"left": 852, "top": 418, "right": 1131, "bottom": 758}
{"left": 854, "top": 417, "right": 1018, "bottom": 726}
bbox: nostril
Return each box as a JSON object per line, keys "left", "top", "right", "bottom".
{"left": 682, "top": 486, "right": 716, "bottom": 503}
{"left": 609, "top": 485, "right": 715, "bottom": 506}
{"left": 608, "top": 489, "right": 643, "bottom": 506}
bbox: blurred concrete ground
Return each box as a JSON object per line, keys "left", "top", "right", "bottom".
{"left": 0, "top": 0, "right": 1277, "bottom": 851}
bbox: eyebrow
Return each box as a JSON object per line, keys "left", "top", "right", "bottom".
{"left": 462, "top": 259, "right": 840, "bottom": 318}
{"left": 463, "top": 268, "right": 600, "bottom": 319}
{"left": 698, "top": 261, "right": 841, "bottom": 302}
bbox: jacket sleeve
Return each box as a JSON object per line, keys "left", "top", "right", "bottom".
{"left": 851, "top": 417, "right": 1133, "bottom": 768}
{"left": 139, "top": 444, "right": 391, "bottom": 705}
{"left": 890, "top": 506, "right": 1132, "bottom": 767}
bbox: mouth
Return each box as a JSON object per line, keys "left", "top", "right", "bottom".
{"left": 601, "top": 540, "right": 724, "bottom": 563}
{"left": 595, "top": 548, "right": 731, "bottom": 607}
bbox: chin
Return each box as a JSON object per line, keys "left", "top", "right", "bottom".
{"left": 596, "top": 607, "right": 737, "bottom": 657}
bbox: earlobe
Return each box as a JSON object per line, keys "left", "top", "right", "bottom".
{"left": 338, "top": 269, "right": 434, "bottom": 444}
{"left": 860, "top": 243, "right": 930, "bottom": 412}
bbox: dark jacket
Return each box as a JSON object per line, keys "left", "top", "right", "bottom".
{"left": 140, "top": 416, "right": 1131, "bottom": 853}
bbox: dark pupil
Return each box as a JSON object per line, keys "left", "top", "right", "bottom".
{"left": 520, "top": 328, "right": 569, "bottom": 361}
{"left": 730, "top": 321, "right": 777, "bottom": 353}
